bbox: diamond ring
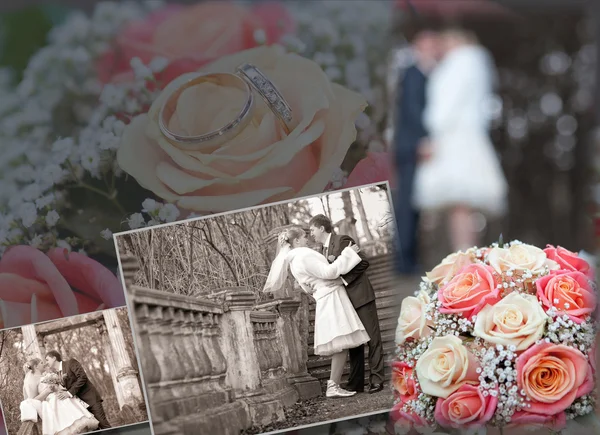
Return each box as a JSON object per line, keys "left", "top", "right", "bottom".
{"left": 235, "top": 63, "right": 293, "bottom": 135}
{"left": 158, "top": 72, "right": 254, "bottom": 149}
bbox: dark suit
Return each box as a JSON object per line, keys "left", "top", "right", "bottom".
{"left": 62, "top": 358, "right": 111, "bottom": 429}
{"left": 325, "top": 234, "right": 384, "bottom": 388}
{"left": 394, "top": 64, "right": 428, "bottom": 274}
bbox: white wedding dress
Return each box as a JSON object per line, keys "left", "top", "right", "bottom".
{"left": 286, "top": 246, "right": 370, "bottom": 356}
{"left": 413, "top": 44, "right": 508, "bottom": 216}
{"left": 19, "top": 374, "right": 99, "bottom": 435}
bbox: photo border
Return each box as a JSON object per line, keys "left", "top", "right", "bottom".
{"left": 0, "top": 307, "right": 151, "bottom": 435}
{"left": 112, "top": 181, "right": 399, "bottom": 435}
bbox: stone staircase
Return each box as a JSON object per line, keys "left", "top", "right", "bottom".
{"left": 306, "top": 254, "right": 401, "bottom": 388}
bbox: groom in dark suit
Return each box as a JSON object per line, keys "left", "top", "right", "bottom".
{"left": 393, "top": 21, "right": 441, "bottom": 275}
{"left": 309, "top": 214, "right": 385, "bottom": 394}
{"left": 45, "top": 350, "right": 111, "bottom": 429}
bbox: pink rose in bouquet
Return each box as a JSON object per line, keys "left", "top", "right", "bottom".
{"left": 508, "top": 411, "right": 567, "bottom": 431}
{"left": 544, "top": 245, "right": 593, "bottom": 278}
{"left": 391, "top": 361, "right": 418, "bottom": 404}
{"left": 434, "top": 384, "right": 497, "bottom": 429}
{"left": 437, "top": 263, "right": 501, "bottom": 319}
{"left": 516, "top": 342, "right": 593, "bottom": 415}
{"left": 97, "top": 1, "right": 295, "bottom": 84}
{"left": 536, "top": 270, "right": 597, "bottom": 324}
{"left": 390, "top": 402, "right": 432, "bottom": 434}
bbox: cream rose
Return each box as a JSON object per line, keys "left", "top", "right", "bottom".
{"left": 117, "top": 45, "right": 367, "bottom": 213}
{"left": 415, "top": 335, "right": 480, "bottom": 398}
{"left": 473, "top": 292, "right": 549, "bottom": 351}
{"left": 425, "top": 251, "right": 475, "bottom": 285}
{"left": 396, "top": 289, "right": 433, "bottom": 345}
{"left": 487, "top": 243, "right": 559, "bottom": 274}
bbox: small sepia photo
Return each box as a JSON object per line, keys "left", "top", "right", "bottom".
{"left": 0, "top": 307, "right": 149, "bottom": 435}
{"left": 113, "top": 182, "right": 400, "bottom": 434}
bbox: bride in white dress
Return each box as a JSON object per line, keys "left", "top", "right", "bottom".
{"left": 18, "top": 358, "right": 99, "bottom": 435}
{"left": 263, "top": 226, "right": 370, "bottom": 398}
{"left": 413, "top": 27, "right": 508, "bottom": 251}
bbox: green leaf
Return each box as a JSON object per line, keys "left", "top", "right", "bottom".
{"left": 0, "top": 7, "right": 53, "bottom": 79}
{"left": 498, "top": 233, "right": 504, "bottom": 248}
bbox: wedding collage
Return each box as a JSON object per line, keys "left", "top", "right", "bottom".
{"left": 0, "top": 0, "right": 598, "bottom": 435}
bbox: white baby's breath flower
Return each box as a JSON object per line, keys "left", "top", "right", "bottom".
{"left": 56, "top": 240, "right": 71, "bottom": 251}
{"left": 141, "top": 198, "right": 159, "bottom": 214}
{"left": 100, "top": 228, "right": 113, "bottom": 240}
{"left": 158, "top": 203, "right": 180, "bottom": 222}
{"left": 148, "top": 56, "right": 169, "bottom": 72}
{"left": 130, "top": 57, "right": 153, "bottom": 80}
{"left": 127, "top": 213, "right": 145, "bottom": 229}
{"left": 29, "top": 234, "right": 43, "bottom": 248}
{"left": 45, "top": 210, "right": 60, "bottom": 227}
{"left": 17, "top": 202, "right": 38, "bottom": 228}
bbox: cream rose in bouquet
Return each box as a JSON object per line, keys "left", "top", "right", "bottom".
{"left": 391, "top": 239, "right": 599, "bottom": 434}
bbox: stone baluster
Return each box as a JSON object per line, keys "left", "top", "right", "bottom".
{"left": 179, "top": 308, "right": 209, "bottom": 399}
{"left": 250, "top": 312, "right": 284, "bottom": 380}
{"left": 189, "top": 311, "right": 213, "bottom": 384}
{"left": 124, "top": 254, "right": 178, "bottom": 435}
{"left": 147, "top": 305, "right": 184, "bottom": 420}
{"left": 169, "top": 307, "right": 198, "bottom": 414}
{"left": 202, "top": 312, "right": 229, "bottom": 390}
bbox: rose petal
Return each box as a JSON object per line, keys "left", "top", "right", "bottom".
{"left": 0, "top": 299, "right": 62, "bottom": 329}
{"left": 0, "top": 272, "right": 103, "bottom": 312}
{"left": 117, "top": 114, "right": 180, "bottom": 202}
{"left": 45, "top": 248, "right": 125, "bottom": 308}
{"left": 0, "top": 246, "right": 78, "bottom": 318}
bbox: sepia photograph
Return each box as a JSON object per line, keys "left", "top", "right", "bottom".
{"left": 113, "top": 182, "right": 400, "bottom": 434}
{"left": 0, "top": 308, "right": 148, "bottom": 435}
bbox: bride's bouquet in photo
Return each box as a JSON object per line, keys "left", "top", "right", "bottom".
{"left": 39, "top": 372, "right": 62, "bottom": 392}
{"left": 391, "top": 240, "right": 599, "bottom": 434}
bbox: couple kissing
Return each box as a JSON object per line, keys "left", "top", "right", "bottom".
{"left": 18, "top": 350, "right": 110, "bottom": 435}
{"left": 263, "top": 214, "right": 384, "bottom": 398}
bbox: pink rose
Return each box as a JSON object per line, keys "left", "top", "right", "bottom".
{"left": 391, "top": 361, "right": 418, "bottom": 403}
{"left": 390, "top": 402, "right": 431, "bottom": 433}
{"left": 434, "top": 384, "right": 497, "bottom": 429}
{"left": 516, "top": 342, "right": 593, "bottom": 415}
{"left": 97, "top": 1, "right": 295, "bottom": 84}
{"left": 536, "top": 271, "right": 596, "bottom": 324}
{"left": 0, "top": 246, "right": 124, "bottom": 328}
{"left": 591, "top": 338, "right": 597, "bottom": 375}
{"left": 344, "top": 152, "right": 396, "bottom": 189}
{"left": 437, "top": 263, "right": 501, "bottom": 319}
{"left": 508, "top": 411, "right": 567, "bottom": 431}
{"left": 544, "top": 245, "right": 593, "bottom": 278}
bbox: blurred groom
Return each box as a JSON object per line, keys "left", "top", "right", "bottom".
{"left": 309, "top": 214, "right": 384, "bottom": 394}
{"left": 393, "top": 19, "right": 441, "bottom": 275}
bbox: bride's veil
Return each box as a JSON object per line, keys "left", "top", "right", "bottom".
{"left": 262, "top": 232, "right": 292, "bottom": 293}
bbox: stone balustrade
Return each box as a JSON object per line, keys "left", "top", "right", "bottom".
{"left": 120, "top": 253, "right": 321, "bottom": 435}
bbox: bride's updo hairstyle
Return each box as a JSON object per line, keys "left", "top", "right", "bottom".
{"left": 277, "top": 227, "right": 305, "bottom": 248}
{"left": 23, "top": 358, "right": 42, "bottom": 374}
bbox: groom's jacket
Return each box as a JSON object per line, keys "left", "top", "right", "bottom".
{"left": 326, "top": 233, "right": 376, "bottom": 309}
{"left": 63, "top": 358, "right": 102, "bottom": 405}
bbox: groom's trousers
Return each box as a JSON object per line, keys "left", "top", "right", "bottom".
{"left": 89, "top": 401, "right": 111, "bottom": 429}
{"left": 346, "top": 300, "right": 385, "bottom": 390}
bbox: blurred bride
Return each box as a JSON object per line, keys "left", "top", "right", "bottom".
{"left": 413, "top": 26, "right": 508, "bottom": 251}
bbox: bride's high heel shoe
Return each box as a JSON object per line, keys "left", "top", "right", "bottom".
{"left": 326, "top": 380, "right": 356, "bottom": 398}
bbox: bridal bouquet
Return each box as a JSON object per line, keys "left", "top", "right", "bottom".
{"left": 0, "top": 0, "right": 391, "bottom": 261}
{"left": 40, "top": 372, "right": 62, "bottom": 390}
{"left": 391, "top": 240, "right": 599, "bottom": 434}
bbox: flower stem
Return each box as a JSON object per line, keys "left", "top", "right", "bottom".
{"left": 70, "top": 182, "right": 126, "bottom": 214}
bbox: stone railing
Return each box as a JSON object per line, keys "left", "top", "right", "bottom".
{"left": 120, "top": 254, "right": 321, "bottom": 435}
